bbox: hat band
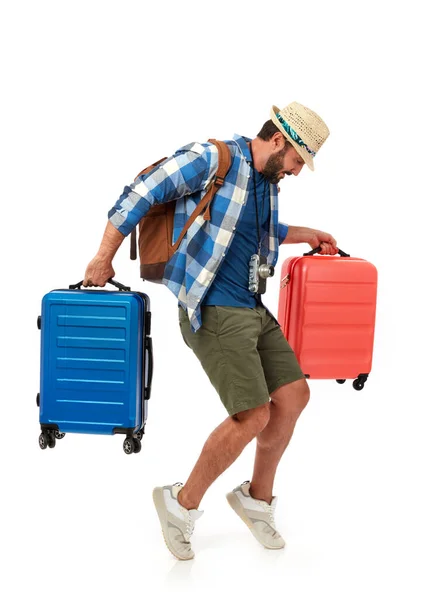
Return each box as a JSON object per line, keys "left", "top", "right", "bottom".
{"left": 275, "top": 112, "right": 316, "bottom": 158}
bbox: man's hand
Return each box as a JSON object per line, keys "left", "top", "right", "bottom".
{"left": 284, "top": 226, "right": 338, "bottom": 255}
{"left": 83, "top": 255, "right": 115, "bottom": 287}
{"left": 82, "top": 222, "right": 125, "bottom": 286}
{"left": 306, "top": 229, "right": 338, "bottom": 255}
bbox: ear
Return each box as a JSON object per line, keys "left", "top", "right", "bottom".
{"left": 272, "top": 132, "right": 286, "bottom": 150}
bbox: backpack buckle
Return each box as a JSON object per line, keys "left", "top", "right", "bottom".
{"left": 214, "top": 175, "right": 225, "bottom": 187}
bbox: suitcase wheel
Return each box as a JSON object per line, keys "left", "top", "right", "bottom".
{"left": 39, "top": 432, "right": 49, "bottom": 450}
{"left": 336, "top": 379, "right": 346, "bottom": 384}
{"left": 37, "top": 316, "right": 41, "bottom": 330}
{"left": 39, "top": 429, "right": 65, "bottom": 450}
{"left": 36, "top": 393, "right": 40, "bottom": 407}
{"left": 123, "top": 437, "right": 135, "bottom": 454}
{"left": 353, "top": 374, "right": 368, "bottom": 391}
{"left": 39, "top": 431, "right": 56, "bottom": 449}
{"left": 123, "top": 436, "right": 142, "bottom": 455}
{"left": 353, "top": 379, "right": 364, "bottom": 391}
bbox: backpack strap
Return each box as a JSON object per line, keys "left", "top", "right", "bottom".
{"left": 135, "top": 156, "right": 168, "bottom": 180}
{"left": 202, "top": 139, "right": 231, "bottom": 221}
{"left": 171, "top": 139, "right": 231, "bottom": 251}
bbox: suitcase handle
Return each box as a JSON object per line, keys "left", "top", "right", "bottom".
{"left": 69, "top": 278, "right": 131, "bottom": 291}
{"left": 303, "top": 246, "right": 350, "bottom": 257}
{"left": 144, "top": 336, "right": 153, "bottom": 401}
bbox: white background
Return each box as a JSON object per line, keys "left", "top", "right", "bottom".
{"left": 1, "top": 0, "right": 422, "bottom": 598}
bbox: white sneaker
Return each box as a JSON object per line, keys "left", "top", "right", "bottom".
{"left": 153, "top": 482, "right": 204, "bottom": 560}
{"left": 226, "top": 481, "right": 285, "bottom": 549}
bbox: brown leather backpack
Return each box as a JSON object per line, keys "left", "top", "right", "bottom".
{"left": 130, "top": 139, "right": 231, "bottom": 283}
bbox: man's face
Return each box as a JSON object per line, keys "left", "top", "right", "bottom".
{"left": 262, "top": 143, "right": 305, "bottom": 184}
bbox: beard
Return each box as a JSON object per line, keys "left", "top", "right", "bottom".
{"left": 262, "top": 146, "right": 291, "bottom": 184}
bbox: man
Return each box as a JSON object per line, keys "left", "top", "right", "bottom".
{"left": 83, "top": 101, "right": 338, "bottom": 560}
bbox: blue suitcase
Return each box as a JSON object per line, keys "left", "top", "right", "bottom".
{"left": 37, "top": 279, "right": 153, "bottom": 454}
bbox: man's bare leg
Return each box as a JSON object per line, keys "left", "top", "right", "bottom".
{"left": 178, "top": 403, "right": 270, "bottom": 510}
{"left": 249, "top": 379, "right": 310, "bottom": 504}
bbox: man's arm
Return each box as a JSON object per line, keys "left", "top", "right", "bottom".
{"left": 83, "top": 222, "right": 124, "bottom": 286}
{"left": 83, "top": 142, "right": 216, "bottom": 287}
{"left": 279, "top": 224, "right": 338, "bottom": 255}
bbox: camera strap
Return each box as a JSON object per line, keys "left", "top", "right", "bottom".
{"left": 250, "top": 152, "right": 268, "bottom": 255}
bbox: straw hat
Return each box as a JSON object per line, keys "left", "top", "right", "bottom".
{"left": 270, "top": 102, "right": 330, "bottom": 171}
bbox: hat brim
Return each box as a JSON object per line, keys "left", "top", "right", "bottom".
{"left": 270, "top": 105, "right": 315, "bottom": 171}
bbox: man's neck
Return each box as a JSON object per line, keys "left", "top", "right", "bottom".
{"left": 249, "top": 138, "right": 269, "bottom": 173}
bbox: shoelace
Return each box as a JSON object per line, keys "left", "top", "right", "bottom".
{"left": 262, "top": 503, "right": 277, "bottom": 528}
{"left": 243, "top": 481, "right": 276, "bottom": 527}
{"left": 173, "top": 483, "right": 196, "bottom": 538}
{"left": 186, "top": 516, "right": 196, "bottom": 538}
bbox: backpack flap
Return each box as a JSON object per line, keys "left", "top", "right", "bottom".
{"left": 130, "top": 156, "right": 168, "bottom": 261}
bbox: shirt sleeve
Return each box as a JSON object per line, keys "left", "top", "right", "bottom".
{"left": 278, "top": 222, "right": 289, "bottom": 245}
{"left": 108, "top": 141, "right": 217, "bottom": 237}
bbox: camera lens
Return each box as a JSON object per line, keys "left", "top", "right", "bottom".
{"left": 258, "top": 264, "right": 275, "bottom": 279}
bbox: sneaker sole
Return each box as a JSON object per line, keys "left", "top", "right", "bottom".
{"left": 226, "top": 492, "right": 285, "bottom": 550}
{"left": 152, "top": 488, "right": 194, "bottom": 561}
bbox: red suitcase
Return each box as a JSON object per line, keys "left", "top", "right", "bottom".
{"left": 278, "top": 247, "right": 377, "bottom": 390}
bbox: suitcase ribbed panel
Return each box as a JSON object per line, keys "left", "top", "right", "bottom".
{"left": 40, "top": 291, "right": 144, "bottom": 434}
{"left": 279, "top": 257, "right": 377, "bottom": 379}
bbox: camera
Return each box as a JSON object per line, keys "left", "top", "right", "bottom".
{"left": 248, "top": 254, "right": 275, "bottom": 294}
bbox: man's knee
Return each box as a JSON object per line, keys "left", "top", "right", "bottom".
{"left": 232, "top": 402, "right": 270, "bottom": 433}
{"left": 270, "top": 378, "right": 310, "bottom": 416}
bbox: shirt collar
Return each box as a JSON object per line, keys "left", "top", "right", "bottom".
{"left": 233, "top": 133, "right": 252, "bottom": 164}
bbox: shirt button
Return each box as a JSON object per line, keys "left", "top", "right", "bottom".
{"left": 232, "top": 226, "right": 236, "bottom": 231}
{"left": 222, "top": 253, "right": 226, "bottom": 257}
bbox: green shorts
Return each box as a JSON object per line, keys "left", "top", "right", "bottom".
{"left": 178, "top": 304, "right": 305, "bottom": 417}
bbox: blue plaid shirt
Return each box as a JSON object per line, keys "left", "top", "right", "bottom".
{"left": 108, "top": 134, "right": 289, "bottom": 332}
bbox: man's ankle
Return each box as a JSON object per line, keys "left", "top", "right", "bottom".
{"left": 177, "top": 487, "right": 198, "bottom": 511}
{"left": 249, "top": 484, "right": 272, "bottom": 505}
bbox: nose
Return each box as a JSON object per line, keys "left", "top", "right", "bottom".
{"left": 292, "top": 164, "right": 304, "bottom": 176}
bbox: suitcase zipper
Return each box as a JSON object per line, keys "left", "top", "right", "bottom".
{"left": 283, "top": 257, "right": 302, "bottom": 339}
{"left": 280, "top": 274, "right": 290, "bottom": 289}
